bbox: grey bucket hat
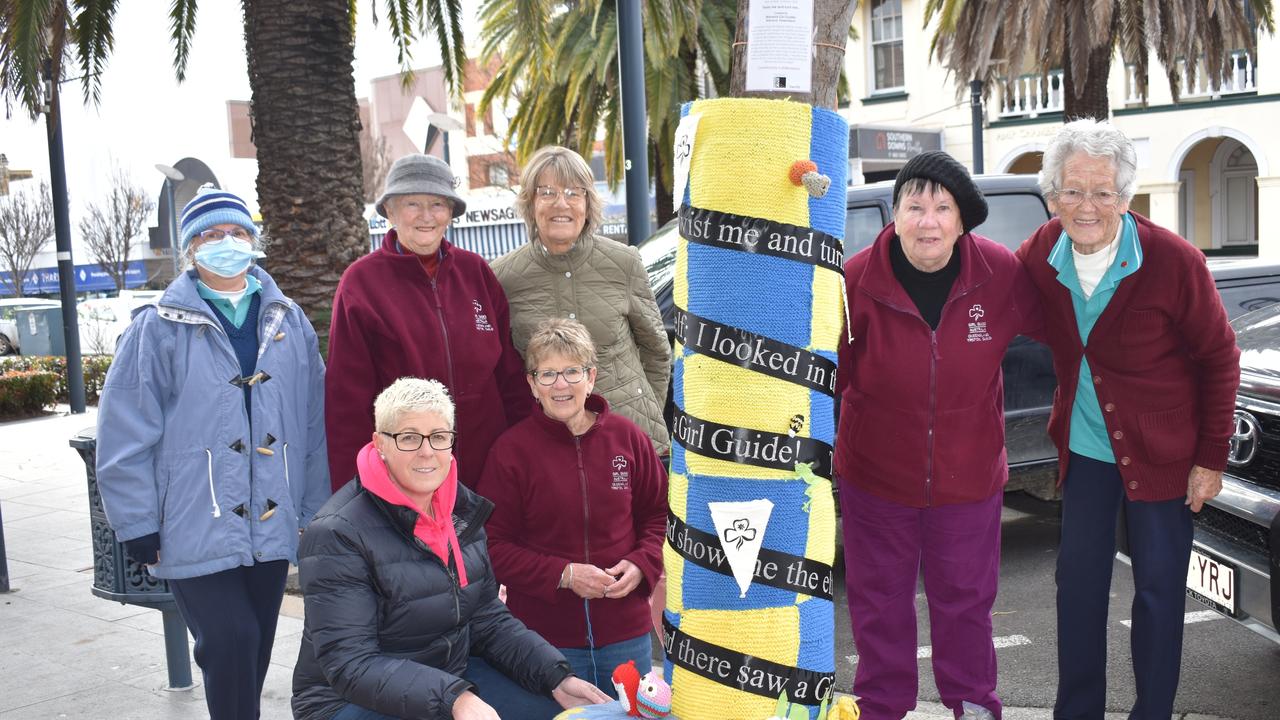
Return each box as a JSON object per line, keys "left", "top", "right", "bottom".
{"left": 376, "top": 154, "right": 467, "bottom": 219}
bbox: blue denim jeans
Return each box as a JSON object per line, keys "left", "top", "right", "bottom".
{"left": 557, "top": 633, "right": 653, "bottom": 699}
{"left": 331, "top": 656, "right": 563, "bottom": 720}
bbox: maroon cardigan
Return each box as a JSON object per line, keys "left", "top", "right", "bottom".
{"left": 325, "top": 231, "right": 531, "bottom": 491}
{"left": 835, "top": 226, "right": 1042, "bottom": 508}
{"left": 1015, "top": 212, "right": 1240, "bottom": 501}
{"left": 477, "top": 394, "right": 668, "bottom": 648}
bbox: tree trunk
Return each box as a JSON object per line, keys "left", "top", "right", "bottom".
{"left": 1062, "top": 9, "right": 1117, "bottom": 121}
{"left": 729, "top": 0, "right": 858, "bottom": 109}
{"left": 241, "top": 0, "right": 367, "bottom": 347}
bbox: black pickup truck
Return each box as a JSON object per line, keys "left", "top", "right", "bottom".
{"left": 639, "top": 174, "right": 1280, "bottom": 502}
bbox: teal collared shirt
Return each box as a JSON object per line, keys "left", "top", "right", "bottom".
{"left": 1049, "top": 213, "right": 1143, "bottom": 462}
{"left": 196, "top": 274, "right": 262, "bottom": 328}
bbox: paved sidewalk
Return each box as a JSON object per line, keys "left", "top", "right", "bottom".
{"left": 0, "top": 407, "right": 1208, "bottom": 719}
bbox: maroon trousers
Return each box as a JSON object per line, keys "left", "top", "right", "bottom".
{"left": 840, "top": 482, "right": 1003, "bottom": 720}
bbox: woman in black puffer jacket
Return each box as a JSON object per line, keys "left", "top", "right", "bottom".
{"left": 292, "top": 378, "right": 609, "bottom": 720}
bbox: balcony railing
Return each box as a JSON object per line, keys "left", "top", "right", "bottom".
{"left": 997, "top": 70, "right": 1065, "bottom": 119}
{"left": 1126, "top": 50, "right": 1256, "bottom": 104}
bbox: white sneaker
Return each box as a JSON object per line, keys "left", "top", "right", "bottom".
{"left": 960, "top": 701, "right": 996, "bottom": 720}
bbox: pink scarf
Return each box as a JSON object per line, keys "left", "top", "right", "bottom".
{"left": 356, "top": 442, "right": 468, "bottom": 587}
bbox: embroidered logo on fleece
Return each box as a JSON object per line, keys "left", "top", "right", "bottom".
{"left": 611, "top": 455, "right": 630, "bottom": 490}
{"left": 473, "top": 300, "right": 494, "bottom": 332}
{"left": 966, "top": 304, "right": 992, "bottom": 343}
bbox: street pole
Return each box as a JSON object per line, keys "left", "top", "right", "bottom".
{"left": 44, "top": 58, "right": 86, "bottom": 414}
{"left": 167, "top": 180, "right": 179, "bottom": 275}
{"left": 970, "top": 79, "right": 985, "bottom": 174}
{"left": 616, "top": 0, "right": 650, "bottom": 245}
{"left": 156, "top": 164, "right": 185, "bottom": 277}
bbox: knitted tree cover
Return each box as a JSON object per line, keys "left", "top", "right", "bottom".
{"left": 663, "top": 97, "right": 845, "bottom": 720}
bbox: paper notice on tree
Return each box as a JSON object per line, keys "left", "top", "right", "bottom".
{"left": 745, "top": 0, "right": 813, "bottom": 93}
{"left": 708, "top": 499, "right": 774, "bottom": 598}
{"left": 673, "top": 112, "right": 701, "bottom": 210}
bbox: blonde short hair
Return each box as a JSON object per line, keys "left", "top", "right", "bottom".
{"left": 524, "top": 318, "right": 598, "bottom": 372}
{"left": 374, "top": 377, "right": 455, "bottom": 432}
{"left": 514, "top": 146, "right": 604, "bottom": 243}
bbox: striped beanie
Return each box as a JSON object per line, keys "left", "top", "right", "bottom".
{"left": 180, "top": 184, "right": 257, "bottom": 248}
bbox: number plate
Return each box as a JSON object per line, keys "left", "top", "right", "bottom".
{"left": 1185, "top": 546, "right": 1237, "bottom": 617}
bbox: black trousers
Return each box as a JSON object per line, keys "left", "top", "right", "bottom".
{"left": 169, "top": 560, "right": 289, "bottom": 720}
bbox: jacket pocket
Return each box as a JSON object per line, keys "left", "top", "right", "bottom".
{"left": 1120, "top": 308, "right": 1170, "bottom": 347}
{"left": 157, "top": 448, "right": 239, "bottom": 568}
{"left": 1137, "top": 402, "right": 1196, "bottom": 465}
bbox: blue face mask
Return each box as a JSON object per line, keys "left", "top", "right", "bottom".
{"left": 193, "top": 237, "right": 265, "bottom": 278}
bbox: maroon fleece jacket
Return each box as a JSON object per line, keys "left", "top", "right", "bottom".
{"left": 325, "top": 231, "right": 531, "bottom": 491}
{"left": 835, "top": 226, "right": 1043, "bottom": 507}
{"left": 1016, "top": 212, "right": 1239, "bottom": 501}
{"left": 477, "top": 394, "right": 668, "bottom": 648}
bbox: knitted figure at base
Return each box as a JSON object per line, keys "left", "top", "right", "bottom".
{"left": 557, "top": 663, "right": 671, "bottom": 719}
{"left": 613, "top": 660, "right": 642, "bottom": 717}
{"left": 636, "top": 669, "right": 672, "bottom": 718}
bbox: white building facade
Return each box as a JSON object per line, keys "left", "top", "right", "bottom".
{"left": 842, "top": 0, "right": 1279, "bottom": 258}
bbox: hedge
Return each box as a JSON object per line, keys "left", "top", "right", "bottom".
{"left": 0, "top": 355, "right": 113, "bottom": 405}
{"left": 0, "top": 370, "right": 61, "bottom": 417}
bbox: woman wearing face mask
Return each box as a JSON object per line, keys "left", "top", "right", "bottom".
{"left": 95, "top": 185, "right": 331, "bottom": 720}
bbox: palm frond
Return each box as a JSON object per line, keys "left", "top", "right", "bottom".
{"left": 165, "top": 0, "right": 195, "bottom": 82}
{"left": 0, "top": 0, "right": 65, "bottom": 117}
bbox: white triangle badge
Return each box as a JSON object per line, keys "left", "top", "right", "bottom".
{"left": 708, "top": 499, "right": 774, "bottom": 598}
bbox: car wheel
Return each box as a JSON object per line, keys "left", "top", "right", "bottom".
{"left": 0, "top": 334, "right": 13, "bottom": 355}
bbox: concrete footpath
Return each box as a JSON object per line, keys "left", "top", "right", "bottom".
{"left": 0, "top": 407, "right": 1148, "bottom": 719}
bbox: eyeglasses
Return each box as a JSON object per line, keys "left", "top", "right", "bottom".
{"left": 530, "top": 366, "right": 592, "bottom": 386}
{"left": 1053, "top": 189, "right": 1122, "bottom": 207}
{"left": 380, "top": 430, "right": 458, "bottom": 452}
{"left": 535, "top": 186, "right": 589, "bottom": 204}
{"left": 198, "top": 227, "right": 254, "bottom": 242}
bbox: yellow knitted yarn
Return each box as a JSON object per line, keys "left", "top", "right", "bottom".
{"left": 669, "top": 606, "right": 801, "bottom": 720}
{"left": 680, "top": 356, "right": 809, "bottom": 481}
{"left": 686, "top": 98, "right": 812, "bottom": 225}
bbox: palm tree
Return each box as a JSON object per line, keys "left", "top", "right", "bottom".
{"left": 925, "top": 0, "right": 1274, "bottom": 122}
{"left": 0, "top": 0, "right": 466, "bottom": 338}
{"left": 476, "top": 0, "right": 737, "bottom": 226}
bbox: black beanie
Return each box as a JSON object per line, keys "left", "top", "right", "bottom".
{"left": 892, "top": 151, "right": 989, "bottom": 232}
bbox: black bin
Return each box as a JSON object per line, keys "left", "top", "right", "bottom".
{"left": 71, "top": 427, "right": 193, "bottom": 690}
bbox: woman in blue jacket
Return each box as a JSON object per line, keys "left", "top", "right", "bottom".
{"left": 96, "top": 185, "right": 330, "bottom": 720}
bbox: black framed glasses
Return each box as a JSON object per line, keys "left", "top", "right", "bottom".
{"left": 380, "top": 430, "right": 457, "bottom": 452}
{"left": 530, "top": 366, "right": 592, "bottom": 386}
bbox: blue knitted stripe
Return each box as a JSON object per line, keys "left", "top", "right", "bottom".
{"left": 806, "top": 107, "right": 849, "bottom": 241}
{"left": 685, "top": 242, "right": 813, "bottom": 348}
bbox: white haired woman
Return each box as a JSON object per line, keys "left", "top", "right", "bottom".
{"left": 491, "top": 145, "right": 671, "bottom": 457}
{"left": 293, "top": 377, "right": 610, "bottom": 720}
{"left": 96, "top": 185, "right": 331, "bottom": 720}
{"left": 1016, "top": 118, "right": 1240, "bottom": 718}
